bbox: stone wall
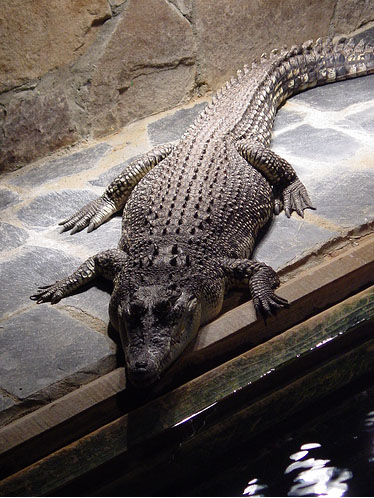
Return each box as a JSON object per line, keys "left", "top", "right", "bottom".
{"left": 1, "top": 0, "right": 373, "bottom": 172}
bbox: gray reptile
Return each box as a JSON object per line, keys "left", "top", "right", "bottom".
{"left": 32, "top": 37, "right": 374, "bottom": 388}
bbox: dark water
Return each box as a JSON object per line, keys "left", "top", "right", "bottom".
{"left": 182, "top": 378, "right": 374, "bottom": 497}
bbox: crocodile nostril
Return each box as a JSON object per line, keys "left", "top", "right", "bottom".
{"left": 135, "top": 361, "right": 148, "bottom": 369}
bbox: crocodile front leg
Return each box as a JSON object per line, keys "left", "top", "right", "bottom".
{"left": 236, "top": 140, "right": 315, "bottom": 218}
{"left": 224, "top": 258, "right": 288, "bottom": 317}
{"left": 60, "top": 143, "right": 174, "bottom": 234}
{"left": 30, "top": 249, "right": 127, "bottom": 304}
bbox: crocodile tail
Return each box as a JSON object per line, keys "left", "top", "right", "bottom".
{"left": 276, "top": 36, "right": 374, "bottom": 102}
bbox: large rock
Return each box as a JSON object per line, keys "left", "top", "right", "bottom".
{"left": 0, "top": 0, "right": 111, "bottom": 93}
{"left": 194, "top": 0, "right": 336, "bottom": 90}
{"left": 329, "top": 0, "right": 374, "bottom": 35}
{"left": 0, "top": 76, "right": 79, "bottom": 171}
{"left": 86, "top": 0, "right": 197, "bottom": 137}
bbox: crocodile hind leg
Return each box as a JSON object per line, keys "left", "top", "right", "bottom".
{"left": 236, "top": 140, "right": 315, "bottom": 218}
{"left": 224, "top": 258, "right": 288, "bottom": 317}
{"left": 31, "top": 249, "right": 127, "bottom": 304}
{"left": 60, "top": 144, "right": 174, "bottom": 234}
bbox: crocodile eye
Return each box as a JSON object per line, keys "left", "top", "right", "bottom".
{"left": 124, "top": 300, "right": 146, "bottom": 324}
{"left": 133, "top": 301, "right": 145, "bottom": 312}
{"left": 187, "top": 297, "right": 198, "bottom": 312}
{"left": 154, "top": 300, "right": 170, "bottom": 317}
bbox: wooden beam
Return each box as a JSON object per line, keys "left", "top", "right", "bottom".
{"left": 0, "top": 286, "right": 373, "bottom": 496}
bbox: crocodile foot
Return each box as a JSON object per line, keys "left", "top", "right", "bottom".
{"left": 249, "top": 265, "right": 288, "bottom": 317}
{"left": 59, "top": 195, "right": 117, "bottom": 234}
{"left": 30, "top": 281, "right": 69, "bottom": 304}
{"left": 283, "top": 178, "right": 315, "bottom": 218}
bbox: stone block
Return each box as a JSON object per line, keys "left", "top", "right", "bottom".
{"left": 0, "top": 223, "right": 28, "bottom": 252}
{"left": 8, "top": 143, "right": 111, "bottom": 187}
{"left": 308, "top": 171, "right": 374, "bottom": 228}
{"left": 272, "top": 108, "right": 306, "bottom": 133}
{"left": 169, "top": 0, "right": 193, "bottom": 21}
{"left": 338, "top": 106, "right": 374, "bottom": 134}
{"left": 352, "top": 27, "right": 374, "bottom": 45}
{"left": 87, "top": 0, "right": 196, "bottom": 137}
{"left": 291, "top": 74, "right": 374, "bottom": 111}
{"left": 17, "top": 190, "right": 99, "bottom": 228}
{"left": 253, "top": 216, "right": 337, "bottom": 270}
{"left": 272, "top": 124, "right": 359, "bottom": 163}
{"left": 0, "top": 246, "right": 111, "bottom": 322}
{"left": 57, "top": 216, "right": 123, "bottom": 255}
{"left": 0, "top": 394, "right": 15, "bottom": 412}
{"left": 194, "top": 0, "right": 336, "bottom": 90}
{"left": 148, "top": 102, "right": 208, "bottom": 145}
{"left": 329, "top": 0, "right": 374, "bottom": 35}
{"left": 0, "top": 85, "right": 79, "bottom": 172}
{"left": 0, "top": 0, "right": 111, "bottom": 93}
{"left": 0, "top": 307, "right": 116, "bottom": 400}
{"left": 0, "top": 190, "right": 20, "bottom": 211}
{"left": 0, "top": 246, "right": 76, "bottom": 318}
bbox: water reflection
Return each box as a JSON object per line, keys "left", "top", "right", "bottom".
{"left": 364, "top": 409, "right": 374, "bottom": 463}
{"left": 243, "top": 478, "right": 268, "bottom": 496}
{"left": 286, "top": 443, "right": 352, "bottom": 497}
{"left": 242, "top": 443, "right": 353, "bottom": 497}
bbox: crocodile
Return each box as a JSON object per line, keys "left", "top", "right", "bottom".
{"left": 31, "top": 37, "right": 374, "bottom": 388}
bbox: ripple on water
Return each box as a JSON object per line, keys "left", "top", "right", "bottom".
{"left": 285, "top": 443, "right": 352, "bottom": 497}
{"left": 242, "top": 443, "right": 353, "bottom": 497}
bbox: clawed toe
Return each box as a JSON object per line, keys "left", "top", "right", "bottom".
{"left": 30, "top": 282, "right": 64, "bottom": 304}
{"left": 57, "top": 196, "right": 116, "bottom": 235}
{"left": 254, "top": 291, "right": 289, "bottom": 318}
{"left": 283, "top": 179, "right": 315, "bottom": 218}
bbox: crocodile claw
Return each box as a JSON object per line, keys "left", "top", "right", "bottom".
{"left": 274, "top": 197, "right": 283, "bottom": 215}
{"left": 59, "top": 196, "right": 117, "bottom": 235}
{"left": 30, "top": 282, "right": 65, "bottom": 304}
{"left": 249, "top": 264, "right": 288, "bottom": 319}
{"left": 253, "top": 291, "right": 289, "bottom": 317}
{"left": 283, "top": 179, "right": 315, "bottom": 218}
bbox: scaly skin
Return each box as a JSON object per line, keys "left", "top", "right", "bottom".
{"left": 31, "top": 37, "right": 374, "bottom": 388}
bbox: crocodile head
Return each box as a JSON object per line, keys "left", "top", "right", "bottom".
{"left": 110, "top": 277, "right": 203, "bottom": 388}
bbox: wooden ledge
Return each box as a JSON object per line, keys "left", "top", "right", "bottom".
{"left": 0, "top": 234, "right": 373, "bottom": 488}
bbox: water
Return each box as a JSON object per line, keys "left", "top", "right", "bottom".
{"left": 182, "top": 378, "right": 374, "bottom": 497}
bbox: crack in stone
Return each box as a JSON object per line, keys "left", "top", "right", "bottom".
{"left": 278, "top": 222, "right": 374, "bottom": 280}
{"left": 0, "top": 387, "right": 19, "bottom": 403}
{"left": 328, "top": 0, "right": 340, "bottom": 37}
{"left": 60, "top": 305, "right": 108, "bottom": 335}
{"left": 165, "top": 0, "right": 193, "bottom": 24}
{"left": 116, "top": 57, "right": 197, "bottom": 99}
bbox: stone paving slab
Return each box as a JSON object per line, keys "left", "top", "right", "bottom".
{"left": 308, "top": 170, "right": 374, "bottom": 228}
{"left": 8, "top": 143, "right": 112, "bottom": 188}
{"left": 148, "top": 102, "right": 207, "bottom": 145}
{"left": 291, "top": 74, "right": 374, "bottom": 111}
{"left": 18, "top": 189, "right": 99, "bottom": 229}
{"left": 0, "top": 395, "right": 15, "bottom": 412}
{"left": 273, "top": 124, "right": 360, "bottom": 162}
{"left": 0, "top": 222, "right": 28, "bottom": 252}
{"left": 253, "top": 216, "right": 336, "bottom": 270}
{"left": 0, "top": 189, "right": 20, "bottom": 210}
{"left": 0, "top": 73, "right": 373, "bottom": 427}
{"left": 0, "top": 307, "right": 116, "bottom": 400}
